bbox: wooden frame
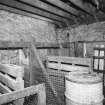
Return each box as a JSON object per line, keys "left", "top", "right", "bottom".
{"left": 47, "top": 55, "right": 92, "bottom": 73}
{"left": 0, "top": 63, "right": 24, "bottom": 105}
{"left": 0, "top": 83, "right": 46, "bottom": 105}
{"left": 0, "top": 63, "right": 24, "bottom": 92}
{"left": 46, "top": 55, "right": 92, "bottom": 104}
{"left": 0, "top": 41, "right": 32, "bottom": 87}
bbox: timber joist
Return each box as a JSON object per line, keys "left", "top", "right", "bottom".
{"left": 20, "top": 0, "right": 75, "bottom": 20}
{"left": 42, "top": 0, "right": 79, "bottom": 16}
{"left": 0, "top": 0, "right": 105, "bottom": 26}
{"left": 0, "top": 0, "right": 72, "bottom": 27}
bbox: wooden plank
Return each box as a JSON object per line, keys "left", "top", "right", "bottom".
{"left": 0, "top": 4, "right": 63, "bottom": 26}
{"left": 0, "top": 64, "right": 25, "bottom": 105}
{"left": 47, "top": 56, "right": 91, "bottom": 66}
{"left": 0, "top": 84, "right": 46, "bottom": 105}
{"left": 13, "top": 77, "right": 24, "bottom": 105}
{"left": 78, "top": 41, "right": 105, "bottom": 43}
{"left": 37, "top": 83, "right": 46, "bottom": 105}
{"left": 44, "top": 0, "right": 79, "bottom": 16}
{"left": 0, "top": 4, "right": 53, "bottom": 23}
{"left": 0, "top": 73, "right": 17, "bottom": 90}
{"left": 0, "top": 64, "right": 24, "bottom": 78}
{"left": 47, "top": 62, "right": 90, "bottom": 72}
{"left": 0, "top": 82, "right": 12, "bottom": 93}
{"left": 35, "top": 42, "right": 71, "bottom": 49}
{"left": 69, "top": 0, "right": 96, "bottom": 16}
{"left": 0, "top": 70, "right": 24, "bottom": 105}
{"left": 0, "top": 0, "right": 69, "bottom": 24}
{"left": 20, "top": 0, "right": 75, "bottom": 21}
{"left": 0, "top": 73, "right": 24, "bottom": 91}
{"left": 0, "top": 41, "right": 30, "bottom": 49}
{"left": 16, "top": 41, "right": 105, "bottom": 50}
{"left": 0, "top": 41, "right": 71, "bottom": 49}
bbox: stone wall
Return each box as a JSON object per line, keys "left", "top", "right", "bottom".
{"left": 0, "top": 10, "right": 56, "bottom": 42}
{"left": 0, "top": 10, "right": 57, "bottom": 61}
{"left": 57, "top": 21, "right": 105, "bottom": 57}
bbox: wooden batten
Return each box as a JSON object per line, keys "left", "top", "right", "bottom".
{"left": 0, "top": 63, "right": 24, "bottom": 105}
{"left": 20, "top": 0, "right": 75, "bottom": 20}
{"left": 44, "top": 0, "right": 79, "bottom": 16}
{"left": 47, "top": 56, "right": 91, "bottom": 66}
{"left": 0, "top": 64, "right": 24, "bottom": 78}
{"left": 0, "top": 0, "right": 69, "bottom": 24}
{"left": 0, "top": 41, "right": 30, "bottom": 49}
{"left": 68, "top": 0, "right": 95, "bottom": 16}
{"left": 0, "top": 82, "right": 12, "bottom": 93}
{"left": 0, "top": 73, "right": 16, "bottom": 90}
{"left": 47, "top": 62, "right": 89, "bottom": 72}
{"left": 0, "top": 84, "right": 46, "bottom": 105}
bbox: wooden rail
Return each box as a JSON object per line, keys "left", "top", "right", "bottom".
{"left": 47, "top": 56, "right": 92, "bottom": 72}
{"left": 0, "top": 41, "right": 71, "bottom": 49}
{"left": 0, "top": 83, "right": 46, "bottom": 105}
{"left": 0, "top": 41, "right": 105, "bottom": 49}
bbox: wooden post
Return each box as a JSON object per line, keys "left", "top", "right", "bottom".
{"left": 83, "top": 42, "right": 87, "bottom": 57}
{"left": 37, "top": 84, "right": 46, "bottom": 105}
{"left": 94, "top": 45, "right": 99, "bottom": 70}
{"left": 29, "top": 47, "right": 33, "bottom": 86}
{"left": 13, "top": 66, "right": 24, "bottom": 105}
{"left": 74, "top": 41, "right": 78, "bottom": 57}
{"left": 68, "top": 42, "right": 71, "bottom": 57}
{"left": 67, "top": 33, "right": 70, "bottom": 57}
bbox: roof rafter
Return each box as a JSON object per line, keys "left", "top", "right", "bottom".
{"left": 68, "top": 0, "right": 96, "bottom": 17}
{"left": 19, "top": 0, "right": 75, "bottom": 21}
{"left": 0, "top": 4, "right": 63, "bottom": 27}
{"left": 34, "top": 0, "right": 79, "bottom": 17}
{"left": 0, "top": 0, "right": 74, "bottom": 26}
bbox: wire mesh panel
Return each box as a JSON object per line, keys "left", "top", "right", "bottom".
{"left": 46, "top": 56, "right": 92, "bottom": 105}
{"left": 31, "top": 65, "right": 58, "bottom": 105}
{"left": 46, "top": 69, "right": 68, "bottom": 105}
{"left": 46, "top": 83, "right": 58, "bottom": 105}
{"left": 23, "top": 94, "right": 38, "bottom": 105}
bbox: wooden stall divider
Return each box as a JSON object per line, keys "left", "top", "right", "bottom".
{"left": 0, "top": 83, "right": 46, "bottom": 105}
{"left": 0, "top": 64, "right": 24, "bottom": 105}
{"left": 46, "top": 55, "right": 92, "bottom": 105}
{"left": 30, "top": 41, "right": 62, "bottom": 105}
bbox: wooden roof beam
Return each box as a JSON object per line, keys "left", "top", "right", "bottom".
{"left": 0, "top": 0, "right": 72, "bottom": 26}
{"left": 68, "top": 0, "right": 96, "bottom": 17}
{"left": 19, "top": 0, "right": 75, "bottom": 21}
{"left": 32, "top": 0, "right": 79, "bottom": 17}
{"left": 0, "top": 4, "right": 63, "bottom": 27}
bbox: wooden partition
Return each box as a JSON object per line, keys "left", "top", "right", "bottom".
{"left": 0, "top": 83, "right": 46, "bottom": 105}
{"left": 46, "top": 56, "right": 92, "bottom": 105}
{"left": 0, "top": 63, "right": 24, "bottom": 105}
{"left": 47, "top": 55, "right": 92, "bottom": 73}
